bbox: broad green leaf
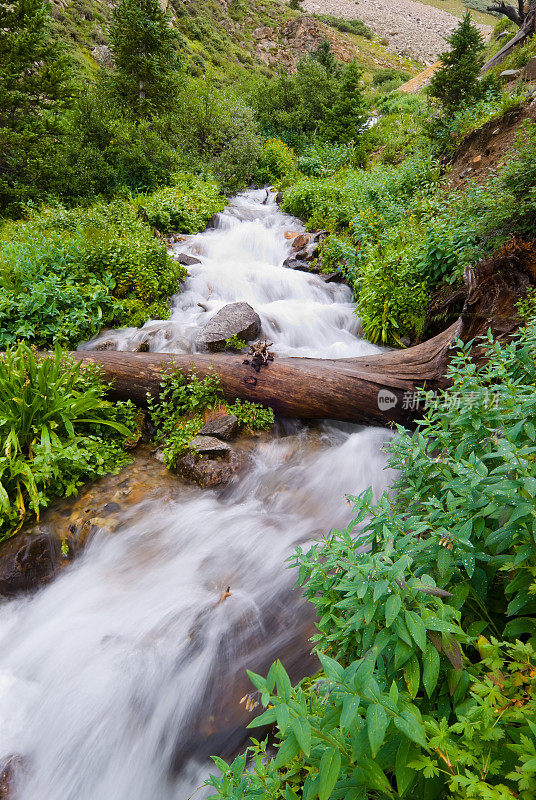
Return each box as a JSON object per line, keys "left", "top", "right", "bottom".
{"left": 274, "top": 733, "right": 301, "bottom": 769}
{"left": 422, "top": 644, "right": 440, "bottom": 697}
{"left": 318, "top": 748, "right": 341, "bottom": 800}
{"left": 385, "top": 594, "right": 402, "bottom": 627}
{"left": 290, "top": 715, "right": 311, "bottom": 755}
{"left": 366, "top": 703, "right": 389, "bottom": 757}
{"left": 404, "top": 610, "right": 427, "bottom": 651}
{"left": 341, "top": 696, "right": 361, "bottom": 730}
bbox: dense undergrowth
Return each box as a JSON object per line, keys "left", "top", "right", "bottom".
{"left": 207, "top": 319, "right": 536, "bottom": 800}
{"left": 0, "top": 344, "right": 138, "bottom": 543}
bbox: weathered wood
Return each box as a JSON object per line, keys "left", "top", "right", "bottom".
{"left": 70, "top": 239, "right": 536, "bottom": 426}
{"left": 72, "top": 322, "right": 459, "bottom": 427}
{"left": 481, "top": 11, "right": 535, "bottom": 72}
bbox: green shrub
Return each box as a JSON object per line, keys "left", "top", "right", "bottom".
{"left": 253, "top": 138, "right": 297, "bottom": 185}
{"left": 148, "top": 367, "right": 274, "bottom": 468}
{"left": 0, "top": 200, "right": 185, "bottom": 348}
{"left": 373, "top": 67, "right": 410, "bottom": 87}
{"left": 296, "top": 141, "right": 357, "bottom": 177}
{"left": 0, "top": 343, "right": 137, "bottom": 542}
{"left": 133, "top": 173, "right": 225, "bottom": 233}
{"left": 317, "top": 14, "right": 373, "bottom": 40}
{"left": 207, "top": 320, "right": 536, "bottom": 800}
{"left": 429, "top": 11, "right": 485, "bottom": 115}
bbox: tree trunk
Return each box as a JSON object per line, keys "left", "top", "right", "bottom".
{"left": 71, "top": 239, "right": 536, "bottom": 427}
{"left": 481, "top": 9, "right": 536, "bottom": 72}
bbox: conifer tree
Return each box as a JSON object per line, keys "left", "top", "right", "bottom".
{"left": 0, "top": 0, "right": 72, "bottom": 212}
{"left": 108, "top": 0, "right": 182, "bottom": 117}
{"left": 311, "top": 40, "right": 339, "bottom": 75}
{"left": 320, "top": 58, "right": 366, "bottom": 143}
{"left": 428, "top": 11, "right": 484, "bottom": 114}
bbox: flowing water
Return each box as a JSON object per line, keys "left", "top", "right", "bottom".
{"left": 0, "top": 189, "right": 395, "bottom": 800}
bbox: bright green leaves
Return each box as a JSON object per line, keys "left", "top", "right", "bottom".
{"left": 405, "top": 611, "right": 427, "bottom": 652}
{"left": 318, "top": 748, "right": 341, "bottom": 800}
{"left": 385, "top": 594, "right": 402, "bottom": 627}
{"left": 366, "top": 703, "right": 389, "bottom": 757}
{"left": 290, "top": 716, "right": 312, "bottom": 756}
{"left": 422, "top": 645, "right": 441, "bottom": 697}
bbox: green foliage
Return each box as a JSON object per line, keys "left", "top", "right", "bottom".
{"left": 0, "top": 343, "right": 136, "bottom": 542}
{"left": 297, "top": 142, "right": 358, "bottom": 178}
{"left": 254, "top": 139, "right": 297, "bottom": 185}
{"left": 317, "top": 14, "right": 373, "bottom": 40}
{"left": 0, "top": 197, "right": 191, "bottom": 348}
{"left": 311, "top": 40, "right": 339, "bottom": 75}
{"left": 108, "top": 0, "right": 183, "bottom": 117}
{"left": 0, "top": 0, "right": 74, "bottom": 215}
{"left": 207, "top": 320, "right": 536, "bottom": 800}
{"left": 224, "top": 335, "right": 247, "bottom": 351}
{"left": 133, "top": 173, "right": 225, "bottom": 233}
{"left": 429, "top": 11, "right": 485, "bottom": 115}
{"left": 318, "top": 59, "right": 367, "bottom": 144}
{"left": 148, "top": 367, "right": 274, "bottom": 468}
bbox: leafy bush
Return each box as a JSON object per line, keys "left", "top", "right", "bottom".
{"left": 0, "top": 200, "right": 186, "bottom": 348}
{"left": 373, "top": 67, "right": 410, "bottom": 88}
{"left": 148, "top": 367, "right": 274, "bottom": 468}
{"left": 207, "top": 320, "right": 536, "bottom": 800}
{"left": 297, "top": 141, "right": 358, "bottom": 178}
{"left": 317, "top": 14, "right": 373, "bottom": 40}
{"left": 133, "top": 173, "right": 225, "bottom": 233}
{"left": 254, "top": 139, "right": 297, "bottom": 185}
{"left": 0, "top": 344, "right": 137, "bottom": 542}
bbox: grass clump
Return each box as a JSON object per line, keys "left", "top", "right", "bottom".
{"left": 0, "top": 343, "right": 137, "bottom": 543}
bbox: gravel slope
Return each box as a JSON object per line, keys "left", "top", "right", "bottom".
{"left": 302, "top": 0, "right": 491, "bottom": 64}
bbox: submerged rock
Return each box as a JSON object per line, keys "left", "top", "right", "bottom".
{"left": 195, "top": 302, "right": 261, "bottom": 352}
{"left": 0, "top": 531, "right": 61, "bottom": 597}
{"left": 198, "top": 415, "right": 239, "bottom": 441}
{"left": 176, "top": 449, "right": 242, "bottom": 488}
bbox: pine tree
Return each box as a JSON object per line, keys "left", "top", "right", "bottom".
{"left": 311, "top": 40, "right": 339, "bottom": 75}
{"left": 320, "top": 59, "right": 367, "bottom": 143}
{"left": 108, "top": 0, "right": 182, "bottom": 117}
{"left": 0, "top": 0, "right": 73, "bottom": 213}
{"left": 428, "top": 11, "right": 485, "bottom": 114}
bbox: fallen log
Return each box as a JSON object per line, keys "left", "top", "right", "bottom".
{"left": 72, "top": 240, "right": 536, "bottom": 426}
{"left": 481, "top": 11, "right": 535, "bottom": 72}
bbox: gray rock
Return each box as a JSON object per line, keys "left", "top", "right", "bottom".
{"left": 195, "top": 302, "right": 261, "bottom": 352}
{"left": 321, "top": 271, "right": 346, "bottom": 284}
{"left": 198, "top": 415, "right": 239, "bottom": 441}
{"left": 91, "top": 45, "right": 113, "bottom": 67}
{"left": 176, "top": 253, "right": 202, "bottom": 266}
{"left": 500, "top": 69, "right": 521, "bottom": 82}
{"left": 176, "top": 450, "right": 242, "bottom": 488}
{"left": 189, "top": 436, "right": 232, "bottom": 457}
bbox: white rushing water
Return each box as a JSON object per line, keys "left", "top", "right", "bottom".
{"left": 0, "top": 189, "right": 394, "bottom": 800}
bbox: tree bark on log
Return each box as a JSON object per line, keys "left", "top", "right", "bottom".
{"left": 71, "top": 239, "right": 536, "bottom": 427}
{"left": 481, "top": 10, "right": 535, "bottom": 72}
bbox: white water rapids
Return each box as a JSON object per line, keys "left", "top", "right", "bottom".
{"left": 0, "top": 189, "right": 395, "bottom": 800}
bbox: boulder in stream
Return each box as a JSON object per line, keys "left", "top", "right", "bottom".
{"left": 176, "top": 448, "right": 242, "bottom": 488}
{"left": 195, "top": 302, "right": 261, "bottom": 352}
{"left": 189, "top": 436, "right": 232, "bottom": 457}
{"left": 198, "top": 415, "right": 239, "bottom": 441}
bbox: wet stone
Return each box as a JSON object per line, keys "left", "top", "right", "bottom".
{"left": 195, "top": 302, "right": 261, "bottom": 352}
{"left": 198, "top": 415, "right": 239, "bottom": 442}
{"left": 176, "top": 254, "right": 202, "bottom": 266}
{"left": 189, "top": 436, "right": 232, "bottom": 457}
{"left": 175, "top": 450, "right": 241, "bottom": 488}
